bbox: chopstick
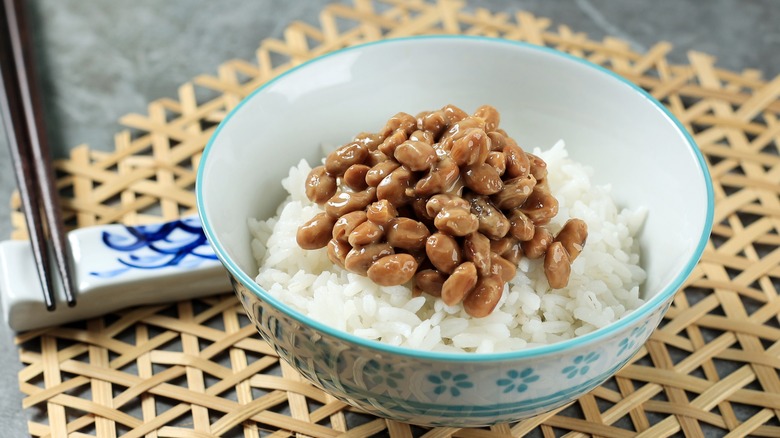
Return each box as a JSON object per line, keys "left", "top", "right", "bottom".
{"left": 0, "top": 0, "right": 76, "bottom": 310}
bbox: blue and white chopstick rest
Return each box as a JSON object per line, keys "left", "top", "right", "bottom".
{"left": 0, "top": 216, "right": 231, "bottom": 331}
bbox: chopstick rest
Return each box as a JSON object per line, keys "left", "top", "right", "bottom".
{"left": 0, "top": 216, "right": 231, "bottom": 331}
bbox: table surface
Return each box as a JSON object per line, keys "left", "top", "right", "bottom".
{"left": 0, "top": 0, "right": 778, "bottom": 435}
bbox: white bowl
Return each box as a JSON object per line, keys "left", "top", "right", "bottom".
{"left": 197, "top": 36, "right": 713, "bottom": 426}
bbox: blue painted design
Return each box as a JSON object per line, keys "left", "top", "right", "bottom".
{"left": 616, "top": 337, "right": 633, "bottom": 358}
{"left": 562, "top": 352, "right": 600, "bottom": 379}
{"left": 428, "top": 371, "right": 474, "bottom": 397}
{"left": 90, "top": 216, "right": 217, "bottom": 278}
{"left": 497, "top": 368, "right": 540, "bottom": 394}
{"left": 364, "top": 360, "right": 404, "bottom": 389}
{"left": 616, "top": 321, "right": 650, "bottom": 357}
{"left": 320, "top": 357, "right": 635, "bottom": 420}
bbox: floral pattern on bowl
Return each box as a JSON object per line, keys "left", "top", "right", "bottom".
{"left": 233, "top": 276, "right": 665, "bottom": 426}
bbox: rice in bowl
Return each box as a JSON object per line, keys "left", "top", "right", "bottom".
{"left": 250, "top": 140, "right": 646, "bottom": 353}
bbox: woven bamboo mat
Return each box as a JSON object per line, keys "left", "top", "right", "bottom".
{"left": 10, "top": 0, "right": 780, "bottom": 436}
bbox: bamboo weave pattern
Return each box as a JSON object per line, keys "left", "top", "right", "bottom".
{"left": 12, "top": 1, "right": 780, "bottom": 436}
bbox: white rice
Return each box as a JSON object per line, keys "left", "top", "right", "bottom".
{"left": 250, "top": 140, "right": 647, "bottom": 353}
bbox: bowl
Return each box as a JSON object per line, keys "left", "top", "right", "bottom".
{"left": 196, "top": 36, "right": 713, "bottom": 426}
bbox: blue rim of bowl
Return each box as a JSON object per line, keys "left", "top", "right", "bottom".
{"left": 196, "top": 35, "right": 715, "bottom": 363}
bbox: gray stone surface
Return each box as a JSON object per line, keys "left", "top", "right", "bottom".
{"left": 0, "top": 0, "right": 777, "bottom": 435}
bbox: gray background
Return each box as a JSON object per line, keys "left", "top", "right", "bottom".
{"left": 0, "top": 0, "right": 778, "bottom": 435}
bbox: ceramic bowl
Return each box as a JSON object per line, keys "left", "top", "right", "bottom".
{"left": 196, "top": 36, "right": 713, "bottom": 426}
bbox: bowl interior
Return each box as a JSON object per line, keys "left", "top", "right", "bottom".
{"left": 198, "top": 37, "right": 711, "bottom": 334}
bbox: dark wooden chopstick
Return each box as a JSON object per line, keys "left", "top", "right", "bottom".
{"left": 0, "top": 33, "right": 55, "bottom": 310}
{"left": 0, "top": 0, "right": 76, "bottom": 309}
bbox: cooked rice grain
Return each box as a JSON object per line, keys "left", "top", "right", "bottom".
{"left": 251, "top": 140, "right": 647, "bottom": 353}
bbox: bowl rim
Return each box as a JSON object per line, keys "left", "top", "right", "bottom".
{"left": 196, "top": 35, "right": 715, "bottom": 362}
